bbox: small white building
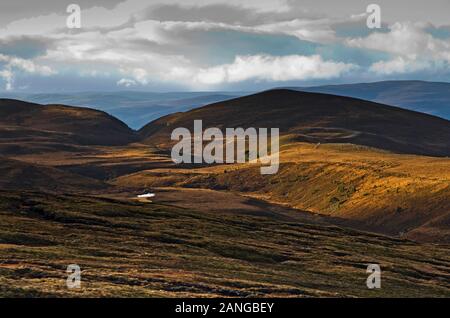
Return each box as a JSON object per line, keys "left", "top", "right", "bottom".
{"left": 137, "top": 193, "right": 155, "bottom": 199}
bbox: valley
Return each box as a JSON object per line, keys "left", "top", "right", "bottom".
{"left": 0, "top": 90, "right": 449, "bottom": 297}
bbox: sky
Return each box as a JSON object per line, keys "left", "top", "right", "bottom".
{"left": 0, "top": 0, "right": 450, "bottom": 92}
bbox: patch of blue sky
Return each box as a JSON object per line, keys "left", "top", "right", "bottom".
{"left": 334, "top": 22, "right": 390, "bottom": 38}
{"left": 316, "top": 44, "right": 390, "bottom": 67}
{"left": 0, "top": 38, "right": 49, "bottom": 59}
{"left": 194, "top": 30, "right": 319, "bottom": 64}
{"left": 425, "top": 25, "right": 450, "bottom": 39}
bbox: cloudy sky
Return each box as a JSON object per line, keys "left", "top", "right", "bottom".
{"left": 0, "top": 0, "right": 449, "bottom": 92}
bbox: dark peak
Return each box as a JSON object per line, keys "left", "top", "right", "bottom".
{"left": 0, "top": 98, "right": 138, "bottom": 147}
{"left": 140, "top": 87, "right": 450, "bottom": 157}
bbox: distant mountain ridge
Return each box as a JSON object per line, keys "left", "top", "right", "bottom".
{"left": 4, "top": 81, "right": 449, "bottom": 127}
{"left": 291, "top": 80, "right": 450, "bottom": 120}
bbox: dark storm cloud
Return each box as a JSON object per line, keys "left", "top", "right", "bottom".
{"left": 0, "top": 36, "right": 53, "bottom": 58}
{"left": 0, "top": 0, "right": 125, "bottom": 27}
{"left": 145, "top": 3, "right": 323, "bottom": 26}
{"left": 285, "top": 0, "right": 450, "bottom": 25}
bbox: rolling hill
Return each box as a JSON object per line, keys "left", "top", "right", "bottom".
{"left": 0, "top": 157, "right": 108, "bottom": 192}
{"left": 2, "top": 92, "right": 244, "bottom": 129}
{"left": 294, "top": 80, "right": 450, "bottom": 120}
{"left": 6, "top": 81, "right": 449, "bottom": 129}
{"left": 139, "top": 89, "right": 450, "bottom": 157}
{"left": 0, "top": 99, "right": 138, "bottom": 154}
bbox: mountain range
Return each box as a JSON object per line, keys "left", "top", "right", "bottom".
{"left": 4, "top": 80, "right": 450, "bottom": 131}
{"left": 293, "top": 80, "right": 450, "bottom": 120}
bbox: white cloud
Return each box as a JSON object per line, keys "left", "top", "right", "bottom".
{"left": 254, "top": 18, "right": 337, "bottom": 43}
{"left": 0, "top": 53, "right": 56, "bottom": 90}
{"left": 347, "top": 22, "right": 450, "bottom": 75}
{"left": 178, "top": 54, "right": 356, "bottom": 85}
{"left": 111, "top": 55, "right": 358, "bottom": 89}
{"left": 348, "top": 23, "right": 424, "bottom": 56}
{"left": 117, "top": 68, "right": 149, "bottom": 85}
{"left": 117, "top": 78, "right": 137, "bottom": 87}
{"left": 0, "top": 13, "right": 64, "bottom": 37}
{"left": 130, "top": 68, "right": 148, "bottom": 85}
{"left": 347, "top": 22, "right": 450, "bottom": 62}
{"left": 0, "top": 54, "right": 56, "bottom": 75}
{"left": 142, "top": 19, "right": 338, "bottom": 44}
{"left": 0, "top": 69, "right": 13, "bottom": 90}
{"left": 110, "top": 54, "right": 356, "bottom": 88}
{"left": 9, "top": 57, "right": 54, "bottom": 76}
{"left": 369, "top": 57, "right": 431, "bottom": 75}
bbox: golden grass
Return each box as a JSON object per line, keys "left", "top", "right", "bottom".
{"left": 114, "top": 142, "right": 450, "bottom": 243}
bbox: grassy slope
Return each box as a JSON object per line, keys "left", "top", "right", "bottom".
{"left": 0, "top": 157, "right": 108, "bottom": 192}
{"left": 114, "top": 142, "right": 450, "bottom": 243}
{"left": 0, "top": 190, "right": 449, "bottom": 297}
